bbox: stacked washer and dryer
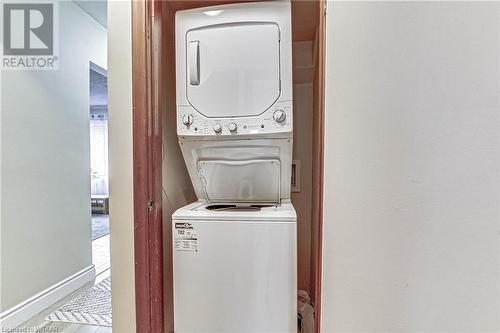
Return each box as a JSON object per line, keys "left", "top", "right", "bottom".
{"left": 172, "top": 2, "right": 297, "bottom": 332}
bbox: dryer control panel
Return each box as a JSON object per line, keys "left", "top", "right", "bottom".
{"left": 177, "top": 101, "right": 292, "bottom": 137}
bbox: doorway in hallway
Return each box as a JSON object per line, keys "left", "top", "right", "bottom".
{"left": 89, "top": 63, "right": 111, "bottom": 283}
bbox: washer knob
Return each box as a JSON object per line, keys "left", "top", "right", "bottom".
{"left": 228, "top": 122, "right": 238, "bottom": 132}
{"left": 273, "top": 110, "right": 286, "bottom": 123}
{"left": 182, "top": 114, "right": 194, "bottom": 126}
{"left": 213, "top": 123, "right": 222, "bottom": 133}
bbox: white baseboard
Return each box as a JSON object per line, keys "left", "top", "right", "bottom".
{"left": 0, "top": 265, "right": 95, "bottom": 329}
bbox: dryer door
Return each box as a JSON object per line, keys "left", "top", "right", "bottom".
{"left": 186, "top": 23, "right": 281, "bottom": 118}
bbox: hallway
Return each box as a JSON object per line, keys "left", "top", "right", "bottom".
{"left": 16, "top": 236, "right": 111, "bottom": 332}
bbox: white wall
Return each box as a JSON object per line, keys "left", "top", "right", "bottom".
{"left": 1, "top": 0, "right": 106, "bottom": 316}
{"left": 292, "top": 83, "right": 314, "bottom": 293}
{"left": 107, "top": 0, "right": 136, "bottom": 332}
{"left": 322, "top": 2, "right": 499, "bottom": 332}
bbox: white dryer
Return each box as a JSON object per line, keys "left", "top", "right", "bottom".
{"left": 175, "top": 0, "right": 294, "bottom": 202}
{"left": 173, "top": 2, "right": 296, "bottom": 332}
{"left": 175, "top": 1, "right": 293, "bottom": 139}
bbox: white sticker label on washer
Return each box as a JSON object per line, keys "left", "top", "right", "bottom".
{"left": 174, "top": 222, "right": 198, "bottom": 253}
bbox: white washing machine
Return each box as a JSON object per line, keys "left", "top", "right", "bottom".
{"left": 172, "top": 202, "right": 296, "bottom": 332}
{"left": 173, "top": 2, "right": 296, "bottom": 332}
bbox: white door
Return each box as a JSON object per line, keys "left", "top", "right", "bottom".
{"left": 186, "top": 23, "right": 281, "bottom": 118}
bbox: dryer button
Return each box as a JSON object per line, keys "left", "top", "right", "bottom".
{"left": 228, "top": 123, "right": 238, "bottom": 132}
{"left": 213, "top": 123, "right": 222, "bottom": 133}
{"left": 182, "top": 114, "right": 194, "bottom": 126}
{"left": 273, "top": 110, "right": 286, "bottom": 123}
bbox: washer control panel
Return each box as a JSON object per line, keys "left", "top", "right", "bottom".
{"left": 177, "top": 101, "right": 292, "bottom": 137}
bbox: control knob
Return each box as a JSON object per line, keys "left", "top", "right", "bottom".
{"left": 228, "top": 122, "right": 238, "bottom": 132}
{"left": 273, "top": 110, "right": 286, "bottom": 123}
{"left": 182, "top": 114, "right": 194, "bottom": 126}
{"left": 213, "top": 123, "right": 222, "bottom": 133}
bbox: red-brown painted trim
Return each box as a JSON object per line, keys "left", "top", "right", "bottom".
{"left": 132, "top": 0, "right": 164, "bottom": 332}
{"left": 149, "top": 1, "right": 165, "bottom": 332}
{"left": 132, "top": 1, "right": 150, "bottom": 331}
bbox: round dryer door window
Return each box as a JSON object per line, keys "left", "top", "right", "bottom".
{"left": 186, "top": 23, "right": 281, "bottom": 118}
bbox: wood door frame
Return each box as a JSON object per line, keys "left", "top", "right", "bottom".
{"left": 132, "top": 0, "right": 165, "bottom": 332}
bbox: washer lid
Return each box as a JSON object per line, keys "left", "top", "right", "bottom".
{"left": 186, "top": 22, "right": 281, "bottom": 118}
{"left": 172, "top": 201, "right": 297, "bottom": 222}
{"left": 197, "top": 159, "right": 280, "bottom": 203}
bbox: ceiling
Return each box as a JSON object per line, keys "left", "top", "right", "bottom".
{"left": 74, "top": 0, "right": 107, "bottom": 28}
{"left": 71, "top": 1, "right": 317, "bottom": 40}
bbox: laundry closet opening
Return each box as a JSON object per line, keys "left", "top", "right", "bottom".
{"left": 160, "top": 1, "right": 324, "bottom": 332}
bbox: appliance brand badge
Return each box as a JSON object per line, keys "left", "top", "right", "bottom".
{"left": 175, "top": 222, "right": 194, "bottom": 229}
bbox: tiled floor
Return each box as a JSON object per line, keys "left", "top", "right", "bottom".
{"left": 17, "top": 236, "right": 111, "bottom": 332}
{"left": 91, "top": 214, "right": 110, "bottom": 241}
{"left": 93, "top": 234, "right": 110, "bottom": 276}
